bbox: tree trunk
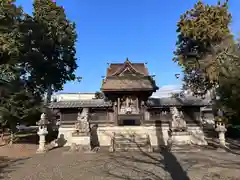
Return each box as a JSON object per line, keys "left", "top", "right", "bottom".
{"left": 0, "top": 127, "right": 3, "bottom": 140}
{"left": 0, "top": 127, "right": 4, "bottom": 145}
{"left": 1, "top": 132, "right": 4, "bottom": 141}
{"left": 9, "top": 131, "right": 14, "bottom": 146}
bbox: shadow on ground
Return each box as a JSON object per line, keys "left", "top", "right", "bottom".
{"left": 14, "top": 134, "right": 38, "bottom": 144}
{"left": 104, "top": 147, "right": 191, "bottom": 180}
{"left": 180, "top": 152, "right": 240, "bottom": 170}
{"left": 100, "top": 122, "right": 191, "bottom": 180}
{"left": 0, "top": 156, "right": 30, "bottom": 179}
{"left": 13, "top": 130, "right": 58, "bottom": 145}
{"left": 203, "top": 138, "right": 240, "bottom": 155}
{"left": 100, "top": 125, "right": 240, "bottom": 180}
{"left": 103, "top": 147, "right": 240, "bottom": 180}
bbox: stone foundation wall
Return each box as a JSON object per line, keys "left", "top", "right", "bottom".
{"left": 57, "top": 125, "right": 208, "bottom": 148}
{"left": 58, "top": 127, "right": 75, "bottom": 146}
{"left": 97, "top": 125, "right": 170, "bottom": 148}
{"left": 57, "top": 125, "right": 170, "bottom": 148}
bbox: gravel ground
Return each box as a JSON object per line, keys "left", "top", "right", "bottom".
{"left": 1, "top": 147, "right": 240, "bottom": 180}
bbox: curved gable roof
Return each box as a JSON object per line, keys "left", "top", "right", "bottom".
{"left": 106, "top": 59, "right": 149, "bottom": 77}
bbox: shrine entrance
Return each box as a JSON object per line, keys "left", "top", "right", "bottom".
{"left": 123, "top": 119, "right": 137, "bottom": 126}
{"left": 118, "top": 115, "right": 141, "bottom": 126}
{"left": 119, "top": 119, "right": 140, "bottom": 126}
{"left": 100, "top": 59, "right": 159, "bottom": 128}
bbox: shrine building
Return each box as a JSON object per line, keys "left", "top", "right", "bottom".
{"left": 49, "top": 59, "right": 214, "bottom": 151}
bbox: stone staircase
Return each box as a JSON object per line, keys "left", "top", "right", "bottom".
{"left": 109, "top": 132, "right": 152, "bottom": 152}
{"left": 177, "top": 112, "right": 208, "bottom": 146}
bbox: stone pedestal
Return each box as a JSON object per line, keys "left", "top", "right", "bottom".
{"left": 219, "top": 131, "right": 226, "bottom": 146}
{"left": 36, "top": 127, "right": 48, "bottom": 153}
{"left": 167, "top": 131, "right": 193, "bottom": 152}
{"left": 71, "top": 135, "right": 91, "bottom": 152}
{"left": 215, "top": 122, "right": 227, "bottom": 151}
{"left": 170, "top": 131, "right": 191, "bottom": 145}
{"left": 36, "top": 112, "right": 49, "bottom": 154}
{"left": 69, "top": 107, "right": 91, "bottom": 152}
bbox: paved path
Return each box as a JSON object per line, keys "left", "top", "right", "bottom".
{"left": 2, "top": 147, "right": 240, "bottom": 180}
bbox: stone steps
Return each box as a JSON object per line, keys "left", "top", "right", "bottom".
{"left": 169, "top": 144, "right": 201, "bottom": 152}
{"left": 111, "top": 133, "right": 152, "bottom": 152}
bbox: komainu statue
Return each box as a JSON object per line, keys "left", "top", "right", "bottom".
{"left": 74, "top": 108, "right": 90, "bottom": 135}
{"left": 170, "top": 107, "right": 187, "bottom": 132}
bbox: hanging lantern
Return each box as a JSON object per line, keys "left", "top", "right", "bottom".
{"left": 175, "top": 74, "right": 180, "bottom": 79}
{"left": 76, "top": 76, "right": 82, "bottom": 82}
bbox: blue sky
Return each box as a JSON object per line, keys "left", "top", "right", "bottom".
{"left": 16, "top": 0, "right": 240, "bottom": 95}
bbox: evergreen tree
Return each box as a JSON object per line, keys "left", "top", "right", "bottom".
{"left": 19, "top": 0, "right": 78, "bottom": 94}
{"left": 217, "top": 41, "right": 240, "bottom": 123}
{"left": 0, "top": 0, "right": 78, "bottom": 141}
{"left": 0, "top": 0, "right": 23, "bottom": 66}
{"left": 173, "top": 0, "right": 232, "bottom": 95}
{"left": 174, "top": 0, "right": 240, "bottom": 123}
{"left": 95, "top": 91, "right": 105, "bottom": 99}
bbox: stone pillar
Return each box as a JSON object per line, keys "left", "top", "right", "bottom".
{"left": 36, "top": 113, "right": 48, "bottom": 153}
{"left": 219, "top": 131, "right": 226, "bottom": 146}
{"left": 215, "top": 121, "right": 227, "bottom": 150}
{"left": 36, "top": 126, "right": 48, "bottom": 153}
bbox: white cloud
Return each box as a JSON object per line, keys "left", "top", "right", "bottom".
{"left": 151, "top": 85, "right": 182, "bottom": 98}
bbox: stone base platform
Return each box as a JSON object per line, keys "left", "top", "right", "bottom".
{"left": 69, "top": 143, "right": 91, "bottom": 152}
{"left": 58, "top": 125, "right": 208, "bottom": 150}
{"left": 169, "top": 144, "right": 201, "bottom": 152}
{"left": 97, "top": 126, "right": 169, "bottom": 148}
{"left": 71, "top": 136, "right": 90, "bottom": 145}
{"left": 170, "top": 131, "right": 191, "bottom": 145}
{"left": 70, "top": 136, "right": 91, "bottom": 152}
{"left": 111, "top": 132, "right": 153, "bottom": 152}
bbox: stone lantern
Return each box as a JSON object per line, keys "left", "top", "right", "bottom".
{"left": 36, "top": 112, "right": 49, "bottom": 153}
{"left": 215, "top": 109, "right": 227, "bottom": 151}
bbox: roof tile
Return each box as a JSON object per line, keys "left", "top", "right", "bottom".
{"left": 101, "top": 77, "right": 154, "bottom": 91}
{"left": 49, "top": 97, "right": 209, "bottom": 109}
{"left": 49, "top": 99, "right": 112, "bottom": 109}
{"left": 107, "top": 62, "right": 148, "bottom": 76}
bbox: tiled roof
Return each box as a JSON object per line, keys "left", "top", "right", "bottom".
{"left": 147, "top": 97, "right": 209, "bottom": 107}
{"left": 49, "top": 97, "right": 209, "bottom": 109}
{"left": 106, "top": 60, "right": 149, "bottom": 76}
{"left": 49, "top": 99, "right": 112, "bottom": 109}
{"left": 101, "top": 76, "right": 156, "bottom": 91}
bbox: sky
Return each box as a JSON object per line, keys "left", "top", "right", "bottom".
{"left": 16, "top": 0, "right": 240, "bottom": 97}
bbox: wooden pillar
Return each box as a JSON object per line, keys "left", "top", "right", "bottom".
{"left": 107, "top": 109, "right": 114, "bottom": 126}
{"left": 58, "top": 110, "right": 62, "bottom": 126}
{"left": 114, "top": 101, "right": 118, "bottom": 126}
{"left": 140, "top": 100, "right": 145, "bottom": 125}
{"left": 144, "top": 110, "right": 150, "bottom": 121}
{"left": 126, "top": 97, "right": 129, "bottom": 107}
{"left": 136, "top": 97, "right": 139, "bottom": 113}
{"left": 117, "top": 98, "right": 120, "bottom": 114}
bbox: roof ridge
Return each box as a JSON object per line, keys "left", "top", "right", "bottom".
{"left": 111, "top": 60, "right": 144, "bottom": 76}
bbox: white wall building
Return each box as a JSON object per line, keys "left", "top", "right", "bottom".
{"left": 51, "top": 93, "right": 95, "bottom": 102}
